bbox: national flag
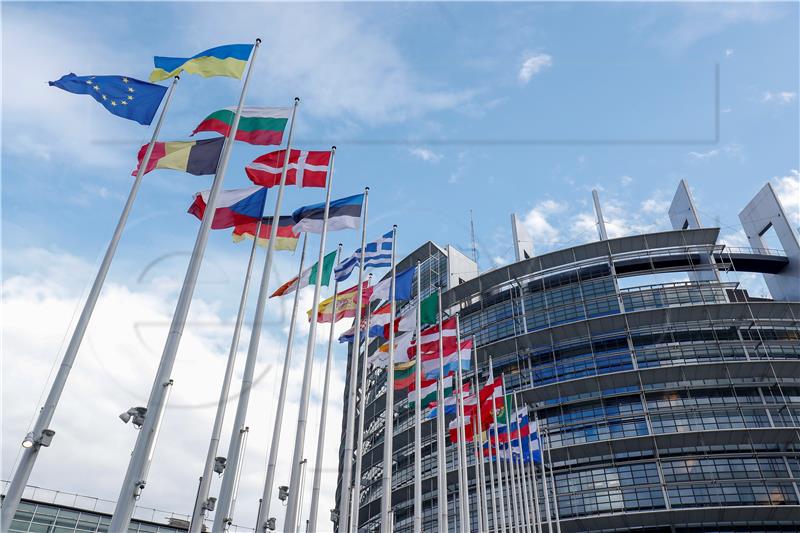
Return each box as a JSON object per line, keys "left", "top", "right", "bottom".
{"left": 150, "top": 43, "right": 254, "bottom": 82}
{"left": 368, "top": 302, "right": 393, "bottom": 338}
{"left": 420, "top": 293, "right": 438, "bottom": 326}
{"left": 418, "top": 317, "right": 458, "bottom": 356}
{"left": 381, "top": 303, "right": 417, "bottom": 340}
{"left": 528, "top": 420, "right": 543, "bottom": 464}
{"left": 465, "top": 377, "right": 502, "bottom": 431}
{"left": 310, "top": 282, "right": 372, "bottom": 323}
{"left": 370, "top": 266, "right": 415, "bottom": 302}
{"left": 394, "top": 360, "right": 417, "bottom": 390}
{"left": 246, "top": 149, "right": 331, "bottom": 188}
{"left": 133, "top": 138, "right": 224, "bottom": 176}
{"left": 449, "top": 414, "right": 474, "bottom": 444}
{"left": 334, "top": 231, "right": 394, "bottom": 282}
{"left": 372, "top": 331, "right": 416, "bottom": 367}
{"left": 292, "top": 193, "right": 365, "bottom": 234}
{"left": 407, "top": 376, "right": 448, "bottom": 410}
{"left": 231, "top": 216, "right": 299, "bottom": 251}
{"left": 49, "top": 73, "right": 168, "bottom": 125}
{"left": 193, "top": 107, "right": 292, "bottom": 145}
{"left": 271, "top": 250, "right": 337, "bottom": 298}
{"left": 187, "top": 186, "right": 267, "bottom": 229}
{"left": 428, "top": 381, "right": 471, "bottom": 419}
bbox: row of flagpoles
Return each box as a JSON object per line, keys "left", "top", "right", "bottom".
{"left": 0, "top": 35, "right": 569, "bottom": 533}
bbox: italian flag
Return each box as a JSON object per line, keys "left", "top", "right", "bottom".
{"left": 192, "top": 106, "right": 292, "bottom": 145}
{"left": 271, "top": 250, "right": 337, "bottom": 298}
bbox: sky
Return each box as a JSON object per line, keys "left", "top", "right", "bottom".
{"left": 2, "top": 1, "right": 799, "bottom": 531}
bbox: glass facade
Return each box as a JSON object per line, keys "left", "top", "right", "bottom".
{"left": 337, "top": 230, "right": 800, "bottom": 533}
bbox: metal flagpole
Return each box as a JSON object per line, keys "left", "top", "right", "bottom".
{"left": 283, "top": 146, "right": 338, "bottom": 532}
{"left": 337, "top": 189, "right": 370, "bottom": 533}
{"left": 380, "top": 225, "right": 398, "bottom": 532}
{"left": 471, "top": 377, "right": 486, "bottom": 533}
{"left": 0, "top": 75, "right": 179, "bottom": 530}
{"left": 435, "top": 289, "right": 449, "bottom": 532}
{"left": 212, "top": 97, "right": 301, "bottom": 532}
{"left": 413, "top": 262, "right": 423, "bottom": 533}
{"left": 534, "top": 413, "right": 552, "bottom": 533}
{"left": 544, "top": 427, "right": 562, "bottom": 533}
{"left": 527, "top": 420, "right": 541, "bottom": 533}
{"left": 349, "top": 274, "right": 372, "bottom": 533}
{"left": 454, "top": 316, "right": 471, "bottom": 532}
{"left": 513, "top": 394, "right": 532, "bottom": 533}
{"left": 254, "top": 232, "right": 309, "bottom": 531}
{"left": 110, "top": 40, "right": 262, "bottom": 533}
{"left": 489, "top": 360, "right": 508, "bottom": 533}
{"left": 188, "top": 207, "right": 268, "bottom": 533}
{"left": 308, "top": 244, "right": 343, "bottom": 532}
{"left": 474, "top": 372, "right": 494, "bottom": 533}
{"left": 501, "top": 374, "right": 520, "bottom": 532}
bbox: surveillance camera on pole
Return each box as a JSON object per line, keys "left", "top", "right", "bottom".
{"left": 213, "top": 456, "right": 227, "bottom": 474}
{"left": 266, "top": 517, "right": 276, "bottom": 531}
{"left": 278, "top": 485, "right": 289, "bottom": 502}
{"left": 119, "top": 407, "right": 147, "bottom": 428}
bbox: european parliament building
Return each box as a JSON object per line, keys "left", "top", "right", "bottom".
{"left": 335, "top": 180, "right": 800, "bottom": 533}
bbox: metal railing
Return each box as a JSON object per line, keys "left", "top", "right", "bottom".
{"left": 721, "top": 246, "right": 787, "bottom": 257}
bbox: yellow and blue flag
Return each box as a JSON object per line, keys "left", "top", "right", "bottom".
{"left": 49, "top": 73, "right": 167, "bottom": 125}
{"left": 150, "top": 44, "right": 254, "bottom": 82}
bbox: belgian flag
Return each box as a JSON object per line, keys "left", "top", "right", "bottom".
{"left": 133, "top": 137, "right": 224, "bottom": 176}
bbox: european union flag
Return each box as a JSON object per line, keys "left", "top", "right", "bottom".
{"left": 49, "top": 73, "right": 168, "bottom": 125}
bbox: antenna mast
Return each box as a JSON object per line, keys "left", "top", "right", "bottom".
{"left": 469, "top": 209, "right": 479, "bottom": 266}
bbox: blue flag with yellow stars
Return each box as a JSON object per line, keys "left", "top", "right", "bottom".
{"left": 49, "top": 73, "right": 168, "bottom": 125}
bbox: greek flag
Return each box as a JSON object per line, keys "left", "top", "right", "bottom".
{"left": 334, "top": 230, "right": 393, "bottom": 282}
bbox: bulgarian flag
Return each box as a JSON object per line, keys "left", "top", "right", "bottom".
{"left": 271, "top": 250, "right": 337, "bottom": 298}
{"left": 232, "top": 216, "right": 299, "bottom": 251}
{"left": 394, "top": 360, "right": 416, "bottom": 390}
{"left": 192, "top": 106, "right": 292, "bottom": 145}
{"left": 187, "top": 186, "right": 267, "bottom": 229}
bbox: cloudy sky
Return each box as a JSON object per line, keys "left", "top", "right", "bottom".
{"left": 2, "top": 1, "right": 799, "bottom": 531}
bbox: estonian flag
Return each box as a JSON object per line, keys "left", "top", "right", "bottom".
{"left": 291, "top": 193, "right": 364, "bottom": 234}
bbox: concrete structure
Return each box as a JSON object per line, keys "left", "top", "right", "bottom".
{"left": 336, "top": 181, "right": 800, "bottom": 532}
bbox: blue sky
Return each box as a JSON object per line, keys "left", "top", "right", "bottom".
{"left": 2, "top": 1, "right": 798, "bottom": 529}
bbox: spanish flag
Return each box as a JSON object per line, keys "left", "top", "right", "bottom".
{"left": 232, "top": 216, "right": 300, "bottom": 251}
{"left": 310, "top": 282, "right": 372, "bottom": 323}
{"left": 150, "top": 44, "right": 254, "bottom": 82}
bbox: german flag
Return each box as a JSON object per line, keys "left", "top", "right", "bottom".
{"left": 133, "top": 137, "right": 224, "bottom": 176}
{"left": 232, "top": 216, "right": 300, "bottom": 251}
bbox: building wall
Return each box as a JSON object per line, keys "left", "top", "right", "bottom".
{"left": 338, "top": 229, "right": 800, "bottom": 533}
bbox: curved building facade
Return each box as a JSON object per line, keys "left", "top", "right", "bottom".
{"left": 336, "top": 183, "right": 800, "bottom": 533}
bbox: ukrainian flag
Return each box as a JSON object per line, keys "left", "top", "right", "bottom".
{"left": 150, "top": 43, "right": 254, "bottom": 82}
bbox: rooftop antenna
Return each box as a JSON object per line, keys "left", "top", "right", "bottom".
{"left": 592, "top": 189, "right": 609, "bottom": 241}
{"left": 469, "top": 209, "right": 479, "bottom": 266}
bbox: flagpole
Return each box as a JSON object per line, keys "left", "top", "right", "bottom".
{"left": 211, "top": 96, "right": 300, "bottom": 532}
{"left": 544, "top": 426, "right": 562, "bottom": 533}
{"left": 526, "top": 415, "right": 541, "bottom": 533}
{"left": 534, "top": 412, "right": 552, "bottom": 533}
{"left": 380, "top": 225, "right": 398, "bottom": 532}
{"left": 454, "top": 315, "right": 471, "bottom": 532}
{"left": 435, "top": 289, "right": 449, "bottom": 533}
{"left": 110, "top": 40, "right": 263, "bottom": 533}
{"left": 338, "top": 189, "right": 370, "bottom": 533}
{"left": 489, "top": 359, "right": 508, "bottom": 533}
{"left": 0, "top": 75, "right": 179, "bottom": 530}
{"left": 254, "top": 230, "right": 309, "bottom": 531}
{"left": 471, "top": 377, "right": 486, "bottom": 533}
{"left": 283, "top": 146, "right": 338, "bottom": 532}
{"left": 501, "top": 373, "right": 521, "bottom": 532}
{"left": 308, "top": 243, "right": 343, "bottom": 532}
{"left": 513, "top": 394, "right": 532, "bottom": 533}
{"left": 474, "top": 373, "right": 493, "bottom": 533}
{"left": 188, "top": 207, "right": 268, "bottom": 533}
{"left": 413, "top": 262, "right": 423, "bottom": 533}
{"left": 350, "top": 275, "right": 372, "bottom": 533}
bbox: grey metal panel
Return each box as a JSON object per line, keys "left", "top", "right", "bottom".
{"left": 442, "top": 228, "right": 721, "bottom": 307}
{"left": 559, "top": 506, "right": 800, "bottom": 533}
{"left": 475, "top": 302, "right": 800, "bottom": 366}
{"left": 547, "top": 428, "right": 800, "bottom": 463}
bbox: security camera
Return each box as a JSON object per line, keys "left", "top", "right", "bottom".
{"left": 278, "top": 485, "right": 289, "bottom": 502}
{"left": 40, "top": 429, "right": 55, "bottom": 447}
{"left": 266, "top": 517, "right": 276, "bottom": 531}
{"left": 214, "top": 456, "right": 227, "bottom": 474}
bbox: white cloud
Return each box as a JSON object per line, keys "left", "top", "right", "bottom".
{"left": 518, "top": 53, "right": 553, "bottom": 84}
{"left": 2, "top": 247, "right": 346, "bottom": 531}
{"left": 772, "top": 169, "right": 800, "bottom": 229}
{"left": 620, "top": 175, "right": 634, "bottom": 186}
{"left": 762, "top": 91, "right": 797, "bottom": 104}
{"left": 687, "top": 143, "right": 744, "bottom": 162}
{"left": 519, "top": 199, "right": 565, "bottom": 245}
{"left": 725, "top": 48, "right": 734, "bottom": 57}
{"left": 409, "top": 147, "right": 443, "bottom": 163}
